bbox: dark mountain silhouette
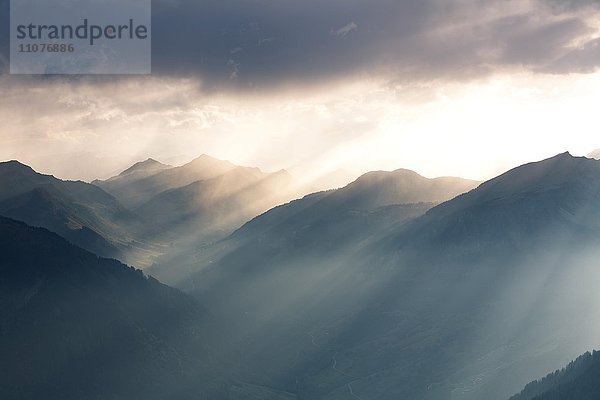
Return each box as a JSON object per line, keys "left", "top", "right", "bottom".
{"left": 0, "top": 217, "right": 223, "bottom": 400}
{"left": 180, "top": 153, "right": 600, "bottom": 400}
{"left": 510, "top": 350, "right": 600, "bottom": 400}
{"left": 0, "top": 161, "right": 144, "bottom": 261}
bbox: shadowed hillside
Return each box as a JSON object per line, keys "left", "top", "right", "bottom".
{"left": 0, "top": 217, "right": 222, "bottom": 400}
{"left": 0, "top": 161, "right": 147, "bottom": 262}
{"left": 510, "top": 351, "right": 600, "bottom": 400}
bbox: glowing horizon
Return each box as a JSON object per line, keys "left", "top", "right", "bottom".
{"left": 1, "top": 72, "right": 600, "bottom": 189}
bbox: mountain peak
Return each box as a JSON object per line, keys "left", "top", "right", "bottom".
{"left": 429, "top": 152, "right": 599, "bottom": 219}
{"left": 350, "top": 169, "right": 421, "bottom": 186}
{"left": 188, "top": 154, "right": 234, "bottom": 166}
{"left": 0, "top": 161, "right": 49, "bottom": 182}
{"left": 484, "top": 152, "right": 588, "bottom": 190}
{"left": 554, "top": 151, "right": 574, "bottom": 159}
{"left": 118, "top": 158, "right": 171, "bottom": 177}
{"left": 183, "top": 154, "right": 237, "bottom": 174}
{"left": 274, "top": 169, "right": 292, "bottom": 178}
{"left": 0, "top": 160, "right": 36, "bottom": 173}
{"left": 321, "top": 168, "right": 479, "bottom": 211}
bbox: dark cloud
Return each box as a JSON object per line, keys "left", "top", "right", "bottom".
{"left": 2, "top": 0, "right": 600, "bottom": 89}
{"left": 150, "top": 0, "right": 429, "bottom": 88}
{"left": 490, "top": 15, "right": 588, "bottom": 64}
{"left": 149, "top": 0, "right": 600, "bottom": 88}
{"left": 0, "top": 0, "right": 8, "bottom": 74}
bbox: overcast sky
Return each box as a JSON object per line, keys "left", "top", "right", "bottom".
{"left": 1, "top": 0, "right": 600, "bottom": 185}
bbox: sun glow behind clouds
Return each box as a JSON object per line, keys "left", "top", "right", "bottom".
{"left": 369, "top": 73, "right": 600, "bottom": 180}
{"left": 0, "top": 72, "right": 599, "bottom": 185}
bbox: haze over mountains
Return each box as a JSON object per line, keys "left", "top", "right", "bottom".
{"left": 0, "top": 155, "right": 306, "bottom": 269}
{"left": 0, "top": 160, "right": 143, "bottom": 261}
{"left": 182, "top": 152, "right": 600, "bottom": 400}
{"left": 93, "top": 158, "right": 173, "bottom": 206}
{"left": 160, "top": 168, "right": 479, "bottom": 288}
{"left": 95, "top": 154, "right": 301, "bottom": 241}
{"left": 2, "top": 151, "right": 600, "bottom": 400}
{"left": 135, "top": 163, "right": 295, "bottom": 239}
{"left": 94, "top": 155, "right": 237, "bottom": 209}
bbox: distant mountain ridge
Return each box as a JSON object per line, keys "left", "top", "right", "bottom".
{"left": 94, "top": 154, "right": 239, "bottom": 208}
{"left": 230, "top": 168, "right": 479, "bottom": 243}
{"left": 117, "top": 158, "right": 171, "bottom": 177}
{"left": 150, "top": 167, "right": 478, "bottom": 287}
{"left": 0, "top": 156, "right": 304, "bottom": 270}
{"left": 0, "top": 160, "right": 142, "bottom": 261}
{"left": 135, "top": 166, "right": 295, "bottom": 237}
{"left": 92, "top": 154, "right": 306, "bottom": 278}
{"left": 95, "top": 154, "right": 301, "bottom": 240}
{"left": 0, "top": 185, "right": 121, "bottom": 258}
{"left": 334, "top": 168, "right": 479, "bottom": 209}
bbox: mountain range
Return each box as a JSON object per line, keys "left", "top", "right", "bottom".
{"left": 3, "top": 151, "right": 600, "bottom": 400}
{"left": 153, "top": 168, "right": 479, "bottom": 287}
{"left": 0, "top": 160, "right": 144, "bottom": 261}
{"left": 93, "top": 155, "right": 235, "bottom": 209}
{"left": 181, "top": 152, "right": 600, "bottom": 400}
{"left": 134, "top": 163, "right": 295, "bottom": 239}
{"left": 95, "top": 155, "right": 302, "bottom": 269}
{"left": 0, "top": 155, "right": 305, "bottom": 270}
